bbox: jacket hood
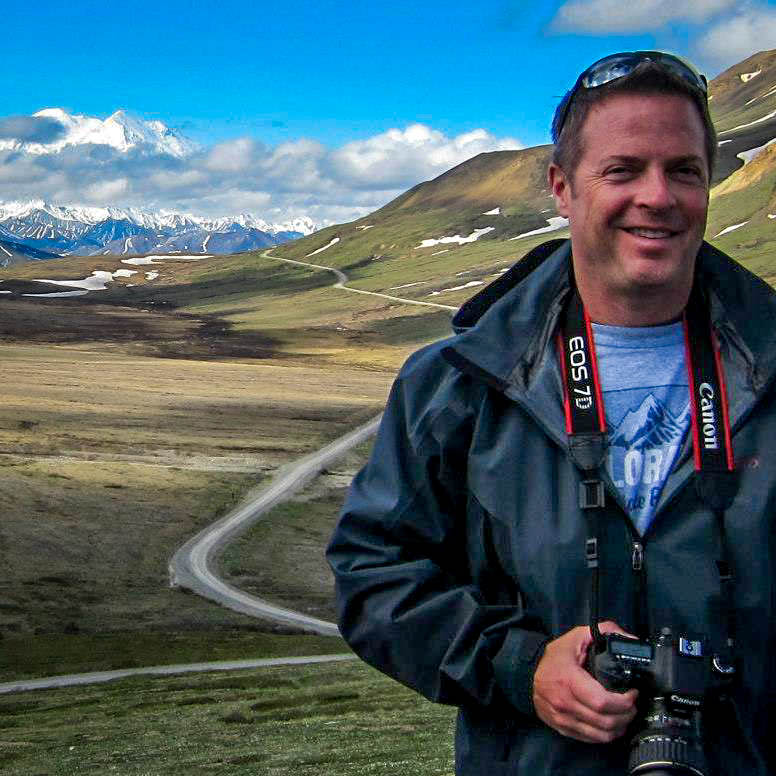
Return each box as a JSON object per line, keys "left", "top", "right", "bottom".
{"left": 445, "top": 238, "right": 776, "bottom": 401}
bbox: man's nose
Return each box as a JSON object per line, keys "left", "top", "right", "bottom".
{"left": 635, "top": 169, "right": 676, "bottom": 210}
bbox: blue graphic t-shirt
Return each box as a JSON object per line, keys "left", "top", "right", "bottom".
{"left": 592, "top": 322, "right": 691, "bottom": 535}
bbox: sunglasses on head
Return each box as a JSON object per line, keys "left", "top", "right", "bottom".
{"left": 553, "top": 51, "right": 709, "bottom": 141}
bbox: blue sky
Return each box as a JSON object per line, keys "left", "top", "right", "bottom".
{"left": 1, "top": 0, "right": 774, "bottom": 224}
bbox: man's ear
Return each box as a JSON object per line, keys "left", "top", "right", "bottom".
{"left": 547, "top": 163, "right": 571, "bottom": 218}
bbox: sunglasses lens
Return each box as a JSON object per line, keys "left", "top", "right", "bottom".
{"left": 582, "top": 55, "right": 640, "bottom": 88}
{"left": 581, "top": 52, "right": 707, "bottom": 94}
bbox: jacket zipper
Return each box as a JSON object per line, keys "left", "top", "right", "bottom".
{"left": 630, "top": 539, "right": 648, "bottom": 638}
{"left": 632, "top": 541, "right": 643, "bottom": 571}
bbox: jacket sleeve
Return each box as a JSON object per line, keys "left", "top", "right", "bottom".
{"left": 326, "top": 351, "right": 550, "bottom": 716}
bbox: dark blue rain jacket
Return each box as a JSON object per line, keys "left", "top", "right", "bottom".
{"left": 327, "top": 239, "right": 776, "bottom": 775}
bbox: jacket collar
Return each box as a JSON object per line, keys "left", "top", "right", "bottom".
{"left": 444, "top": 239, "right": 572, "bottom": 393}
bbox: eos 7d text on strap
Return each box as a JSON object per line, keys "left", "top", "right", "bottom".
{"left": 557, "top": 282, "right": 738, "bottom": 651}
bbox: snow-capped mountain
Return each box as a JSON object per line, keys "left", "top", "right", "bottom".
{"left": 0, "top": 200, "right": 317, "bottom": 259}
{"left": 0, "top": 108, "right": 197, "bottom": 158}
{"left": 609, "top": 396, "right": 690, "bottom": 450}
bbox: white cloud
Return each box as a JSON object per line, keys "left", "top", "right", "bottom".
{"left": 550, "top": 0, "right": 737, "bottom": 33}
{"left": 696, "top": 6, "right": 776, "bottom": 68}
{"left": 0, "top": 112, "right": 522, "bottom": 225}
{"left": 328, "top": 124, "right": 521, "bottom": 188}
{"left": 84, "top": 178, "right": 129, "bottom": 202}
{"left": 148, "top": 169, "right": 207, "bottom": 190}
{"left": 205, "top": 138, "right": 262, "bottom": 173}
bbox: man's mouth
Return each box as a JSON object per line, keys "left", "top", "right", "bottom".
{"left": 623, "top": 227, "right": 678, "bottom": 239}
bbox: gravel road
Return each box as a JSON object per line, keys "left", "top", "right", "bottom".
{"left": 168, "top": 415, "right": 382, "bottom": 636}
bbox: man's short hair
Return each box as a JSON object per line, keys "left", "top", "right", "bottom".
{"left": 551, "top": 62, "right": 717, "bottom": 182}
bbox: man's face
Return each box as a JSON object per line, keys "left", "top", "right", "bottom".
{"left": 548, "top": 92, "right": 709, "bottom": 325}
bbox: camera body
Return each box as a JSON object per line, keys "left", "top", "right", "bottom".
{"left": 589, "top": 628, "right": 734, "bottom": 776}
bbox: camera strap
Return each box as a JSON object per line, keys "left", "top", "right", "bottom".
{"left": 558, "top": 281, "right": 738, "bottom": 652}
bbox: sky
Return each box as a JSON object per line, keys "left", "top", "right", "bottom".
{"left": 1, "top": 0, "right": 774, "bottom": 226}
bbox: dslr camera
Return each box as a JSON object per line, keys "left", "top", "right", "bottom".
{"left": 589, "top": 627, "right": 735, "bottom": 776}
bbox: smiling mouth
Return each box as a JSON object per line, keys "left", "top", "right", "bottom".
{"left": 623, "top": 227, "right": 679, "bottom": 239}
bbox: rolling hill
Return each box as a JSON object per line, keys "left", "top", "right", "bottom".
{"left": 269, "top": 48, "right": 776, "bottom": 301}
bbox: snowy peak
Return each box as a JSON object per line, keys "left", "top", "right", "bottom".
{"left": 0, "top": 199, "right": 317, "bottom": 258}
{"left": 205, "top": 213, "right": 316, "bottom": 236}
{"left": 0, "top": 200, "right": 317, "bottom": 237}
{"left": 0, "top": 108, "right": 197, "bottom": 158}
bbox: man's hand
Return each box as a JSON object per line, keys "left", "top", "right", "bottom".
{"left": 533, "top": 621, "right": 638, "bottom": 743}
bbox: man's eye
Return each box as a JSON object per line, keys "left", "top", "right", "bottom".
{"left": 606, "top": 166, "right": 633, "bottom": 176}
{"left": 674, "top": 166, "right": 703, "bottom": 179}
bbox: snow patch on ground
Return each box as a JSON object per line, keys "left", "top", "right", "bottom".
{"left": 737, "top": 137, "right": 776, "bottom": 165}
{"left": 510, "top": 216, "right": 569, "bottom": 240}
{"left": 713, "top": 221, "right": 749, "bottom": 238}
{"left": 746, "top": 84, "right": 776, "bottom": 106}
{"left": 416, "top": 227, "right": 494, "bottom": 248}
{"left": 306, "top": 237, "right": 340, "bottom": 257}
{"left": 482, "top": 207, "right": 500, "bottom": 215}
{"left": 428, "top": 280, "right": 484, "bottom": 296}
{"left": 24, "top": 289, "right": 89, "bottom": 298}
{"left": 0, "top": 290, "right": 12, "bottom": 294}
{"left": 146, "top": 271, "right": 159, "bottom": 280}
{"left": 431, "top": 249, "right": 449, "bottom": 255}
{"left": 387, "top": 282, "right": 424, "bottom": 291}
{"left": 740, "top": 70, "right": 762, "bottom": 83}
{"left": 719, "top": 109, "right": 776, "bottom": 135}
{"left": 31, "top": 270, "right": 131, "bottom": 291}
{"left": 718, "top": 139, "right": 733, "bottom": 145}
{"left": 355, "top": 225, "right": 374, "bottom": 230}
{"left": 768, "top": 214, "right": 776, "bottom": 219}
{"left": 22, "top": 268, "right": 139, "bottom": 297}
{"left": 122, "top": 254, "right": 210, "bottom": 266}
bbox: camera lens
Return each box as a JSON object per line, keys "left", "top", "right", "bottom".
{"left": 629, "top": 736, "right": 706, "bottom": 776}
{"left": 628, "top": 698, "right": 708, "bottom": 776}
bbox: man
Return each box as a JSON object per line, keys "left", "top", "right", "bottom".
{"left": 327, "top": 52, "right": 775, "bottom": 774}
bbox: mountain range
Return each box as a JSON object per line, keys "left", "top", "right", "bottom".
{"left": 0, "top": 200, "right": 316, "bottom": 267}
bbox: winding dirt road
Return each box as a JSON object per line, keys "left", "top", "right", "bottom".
{"left": 168, "top": 416, "right": 382, "bottom": 636}
{"left": 261, "top": 249, "right": 458, "bottom": 312}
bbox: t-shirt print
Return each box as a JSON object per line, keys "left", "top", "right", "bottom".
{"left": 591, "top": 321, "right": 691, "bottom": 535}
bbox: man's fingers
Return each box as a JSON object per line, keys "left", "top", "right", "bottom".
{"left": 569, "top": 669, "right": 639, "bottom": 715}
{"left": 598, "top": 620, "right": 638, "bottom": 640}
{"left": 535, "top": 666, "right": 638, "bottom": 742}
{"left": 533, "top": 624, "right": 640, "bottom": 743}
{"left": 539, "top": 690, "right": 636, "bottom": 743}
{"left": 560, "top": 677, "right": 637, "bottom": 738}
